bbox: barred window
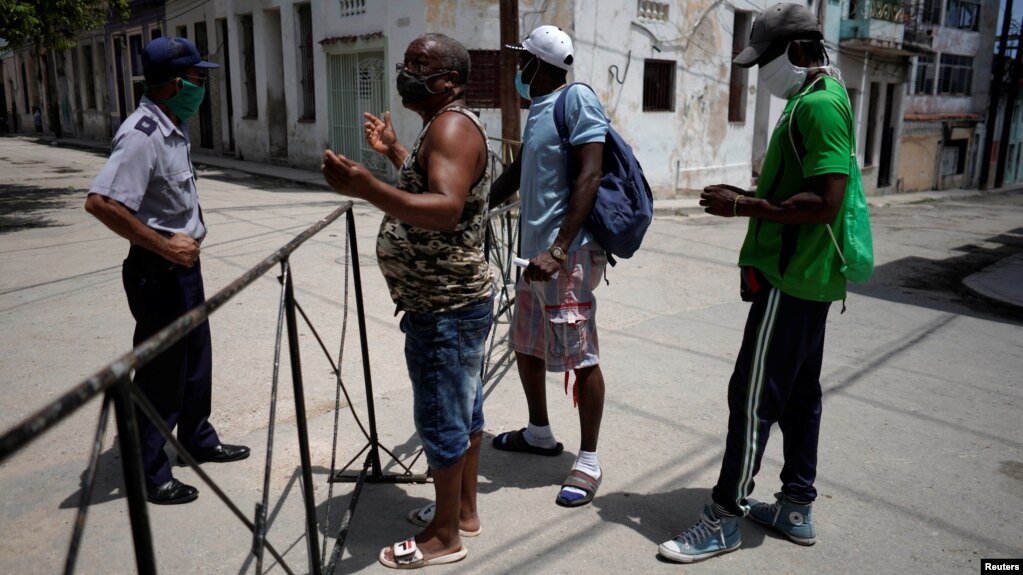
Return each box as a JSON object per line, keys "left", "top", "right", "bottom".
{"left": 945, "top": 0, "right": 980, "bottom": 31}
{"left": 938, "top": 54, "right": 972, "bottom": 95}
{"left": 129, "top": 34, "right": 144, "bottom": 77}
{"left": 297, "top": 3, "right": 315, "bottom": 120}
{"left": 918, "top": 0, "right": 942, "bottom": 24}
{"left": 729, "top": 11, "right": 752, "bottom": 122}
{"left": 240, "top": 14, "right": 258, "bottom": 118}
{"left": 465, "top": 50, "right": 527, "bottom": 110}
{"left": 914, "top": 55, "right": 935, "bottom": 95}
{"left": 467, "top": 50, "right": 500, "bottom": 109}
{"left": 82, "top": 45, "right": 97, "bottom": 109}
{"left": 643, "top": 59, "right": 675, "bottom": 112}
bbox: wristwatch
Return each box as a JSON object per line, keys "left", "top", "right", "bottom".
{"left": 548, "top": 245, "right": 568, "bottom": 262}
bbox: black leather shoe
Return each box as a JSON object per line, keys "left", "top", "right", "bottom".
{"left": 147, "top": 478, "right": 198, "bottom": 505}
{"left": 181, "top": 443, "right": 251, "bottom": 464}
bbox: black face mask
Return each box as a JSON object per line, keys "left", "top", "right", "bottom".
{"left": 396, "top": 69, "right": 450, "bottom": 103}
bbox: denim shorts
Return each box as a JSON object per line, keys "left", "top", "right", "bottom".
{"left": 400, "top": 294, "right": 494, "bottom": 469}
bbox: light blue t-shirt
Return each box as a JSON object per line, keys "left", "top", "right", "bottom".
{"left": 519, "top": 85, "right": 609, "bottom": 258}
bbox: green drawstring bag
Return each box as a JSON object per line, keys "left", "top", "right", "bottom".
{"left": 826, "top": 155, "right": 874, "bottom": 283}
{"left": 789, "top": 76, "right": 874, "bottom": 284}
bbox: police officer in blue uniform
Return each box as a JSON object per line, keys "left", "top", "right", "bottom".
{"left": 85, "top": 37, "right": 249, "bottom": 505}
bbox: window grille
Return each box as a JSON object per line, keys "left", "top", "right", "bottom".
{"left": 945, "top": 0, "right": 980, "bottom": 31}
{"left": 729, "top": 11, "right": 751, "bottom": 122}
{"left": 913, "top": 55, "right": 935, "bottom": 95}
{"left": 643, "top": 59, "right": 675, "bottom": 112}
{"left": 938, "top": 54, "right": 973, "bottom": 95}
{"left": 240, "top": 15, "right": 258, "bottom": 118}
{"left": 82, "top": 45, "right": 97, "bottom": 109}
{"left": 297, "top": 4, "right": 316, "bottom": 120}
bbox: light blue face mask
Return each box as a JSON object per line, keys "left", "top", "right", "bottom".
{"left": 515, "top": 56, "right": 538, "bottom": 101}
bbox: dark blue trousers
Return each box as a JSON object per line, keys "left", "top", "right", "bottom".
{"left": 711, "top": 281, "right": 831, "bottom": 517}
{"left": 122, "top": 245, "right": 220, "bottom": 488}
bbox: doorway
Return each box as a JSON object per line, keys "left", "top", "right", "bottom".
{"left": 326, "top": 50, "right": 390, "bottom": 178}
{"left": 878, "top": 83, "right": 895, "bottom": 188}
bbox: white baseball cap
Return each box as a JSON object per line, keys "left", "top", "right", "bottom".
{"left": 506, "top": 25, "right": 574, "bottom": 70}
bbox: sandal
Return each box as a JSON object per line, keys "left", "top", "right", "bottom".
{"left": 492, "top": 428, "right": 564, "bottom": 456}
{"left": 555, "top": 469, "right": 602, "bottom": 508}
{"left": 406, "top": 502, "right": 482, "bottom": 537}
{"left": 378, "top": 538, "right": 468, "bottom": 569}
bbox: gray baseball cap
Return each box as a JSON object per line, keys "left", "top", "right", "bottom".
{"left": 733, "top": 3, "right": 823, "bottom": 68}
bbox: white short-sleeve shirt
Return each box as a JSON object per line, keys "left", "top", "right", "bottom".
{"left": 89, "top": 97, "right": 205, "bottom": 240}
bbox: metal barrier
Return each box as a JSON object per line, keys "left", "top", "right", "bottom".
{"left": 0, "top": 174, "right": 522, "bottom": 573}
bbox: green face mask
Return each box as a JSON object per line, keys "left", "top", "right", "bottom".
{"left": 157, "top": 79, "right": 205, "bottom": 124}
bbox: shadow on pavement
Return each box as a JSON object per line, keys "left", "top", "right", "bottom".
{"left": 58, "top": 444, "right": 126, "bottom": 509}
{"left": 850, "top": 226, "right": 1023, "bottom": 325}
{"left": 0, "top": 184, "right": 84, "bottom": 233}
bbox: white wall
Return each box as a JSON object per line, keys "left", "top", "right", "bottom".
{"left": 571, "top": 0, "right": 772, "bottom": 195}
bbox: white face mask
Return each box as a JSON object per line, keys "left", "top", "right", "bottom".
{"left": 758, "top": 49, "right": 807, "bottom": 100}
{"left": 758, "top": 41, "right": 839, "bottom": 99}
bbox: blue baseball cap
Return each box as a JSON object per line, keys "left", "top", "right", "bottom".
{"left": 142, "top": 36, "right": 218, "bottom": 84}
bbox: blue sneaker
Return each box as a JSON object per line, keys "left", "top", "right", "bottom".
{"left": 658, "top": 504, "right": 741, "bottom": 563}
{"left": 747, "top": 492, "right": 817, "bottom": 545}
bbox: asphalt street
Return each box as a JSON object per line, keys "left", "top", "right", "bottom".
{"left": 0, "top": 136, "right": 1021, "bottom": 574}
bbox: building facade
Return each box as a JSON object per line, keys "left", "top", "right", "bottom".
{"left": 901, "top": 0, "right": 997, "bottom": 191}
{"left": 1, "top": 1, "right": 1001, "bottom": 197}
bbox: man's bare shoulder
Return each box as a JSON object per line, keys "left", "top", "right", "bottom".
{"left": 422, "top": 109, "right": 486, "bottom": 154}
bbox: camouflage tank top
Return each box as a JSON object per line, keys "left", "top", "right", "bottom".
{"left": 376, "top": 105, "right": 493, "bottom": 313}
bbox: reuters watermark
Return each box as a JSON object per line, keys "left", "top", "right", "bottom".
{"left": 983, "top": 559, "right": 1023, "bottom": 573}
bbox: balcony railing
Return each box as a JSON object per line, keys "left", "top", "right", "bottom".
{"left": 840, "top": 0, "right": 907, "bottom": 53}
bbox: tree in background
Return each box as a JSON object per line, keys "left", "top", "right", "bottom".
{"left": 0, "top": 0, "right": 129, "bottom": 136}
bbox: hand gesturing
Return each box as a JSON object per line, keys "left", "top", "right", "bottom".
{"left": 322, "top": 149, "right": 377, "bottom": 199}
{"left": 363, "top": 111, "right": 396, "bottom": 156}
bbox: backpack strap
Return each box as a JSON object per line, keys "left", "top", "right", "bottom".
{"left": 552, "top": 83, "right": 617, "bottom": 268}
{"left": 786, "top": 75, "right": 852, "bottom": 268}
{"left": 552, "top": 82, "right": 595, "bottom": 148}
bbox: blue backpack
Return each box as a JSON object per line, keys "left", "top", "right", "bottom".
{"left": 553, "top": 83, "right": 653, "bottom": 266}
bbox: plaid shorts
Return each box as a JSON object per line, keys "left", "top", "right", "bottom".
{"left": 511, "top": 249, "right": 606, "bottom": 372}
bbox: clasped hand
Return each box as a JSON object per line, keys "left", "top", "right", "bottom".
{"left": 524, "top": 252, "right": 562, "bottom": 283}
{"left": 166, "top": 233, "right": 200, "bottom": 267}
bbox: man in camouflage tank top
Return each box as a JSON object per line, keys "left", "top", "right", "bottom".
{"left": 323, "top": 34, "right": 493, "bottom": 569}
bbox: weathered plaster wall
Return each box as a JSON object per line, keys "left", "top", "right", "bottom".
{"left": 898, "top": 123, "right": 940, "bottom": 192}
{"left": 571, "top": 0, "right": 768, "bottom": 197}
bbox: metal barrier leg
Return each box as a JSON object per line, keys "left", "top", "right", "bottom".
{"left": 111, "top": 378, "right": 157, "bottom": 575}
{"left": 282, "top": 261, "right": 323, "bottom": 575}
{"left": 331, "top": 209, "right": 429, "bottom": 484}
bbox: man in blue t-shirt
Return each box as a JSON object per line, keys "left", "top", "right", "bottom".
{"left": 489, "top": 25, "right": 610, "bottom": 508}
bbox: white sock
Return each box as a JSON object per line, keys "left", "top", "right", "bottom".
{"left": 523, "top": 423, "right": 557, "bottom": 449}
{"left": 573, "top": 450, "right": 601, "bottom": 478}
{"left": 561, "top": 450, "right": 601, "bottom": 499}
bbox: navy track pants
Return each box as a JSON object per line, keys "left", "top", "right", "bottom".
{"left": 711, "top": 284, "right": 832, "bottom": 516}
